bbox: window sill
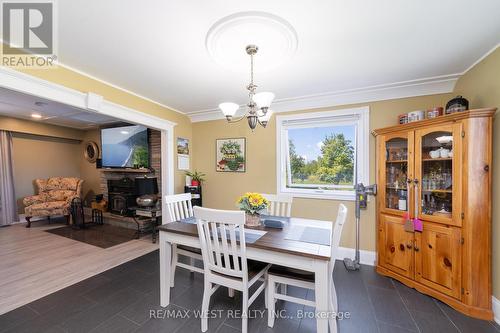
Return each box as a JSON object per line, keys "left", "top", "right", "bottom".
{"left": 279, "top": 189, "right": 356, "bottom": 201}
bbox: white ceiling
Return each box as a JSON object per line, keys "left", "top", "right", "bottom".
{"left": 0, "top": 88, "right": 117, "bottom": 129}
{"left": 56, "top": 0, "right": 500, "bottom": 120}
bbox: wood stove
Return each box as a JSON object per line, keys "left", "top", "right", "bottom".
{"left": 107, "top": 177, "right": 137, "bottom": 216}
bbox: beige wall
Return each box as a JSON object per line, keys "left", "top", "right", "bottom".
{"left": 12, "top": 133, "right": 82, "bottom": 213}
{"left": 193, "top": 93, "right": 454, "bottom": 251}
{"left": 0, "top": 115, "right": 84, "bottom": 140}
{"left": 19, "top": 66, "right": 193, "bottom": 193}
{"left": 79, "top": 129, "right": 102, "bottom": 204}
{"left": 1, "top": 116, "right": 86, "bottom": 213}
{"left": 2, "top": 117, "right": 171, "bottom": 214}
{"left": 453, "top": 47, "right": 500, "bottom": 299}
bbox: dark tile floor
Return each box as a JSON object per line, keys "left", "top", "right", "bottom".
{"left": 1, "top": 250, "right": 498, "bottom": 333}
{"left": 46, "top": 224, "right": 138, "bottom": 248}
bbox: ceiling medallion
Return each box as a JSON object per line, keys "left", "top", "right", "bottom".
{"left": 206, "top": 11, "right": 298, "bottom": 73}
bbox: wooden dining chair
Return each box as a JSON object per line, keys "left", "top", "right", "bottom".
{"left": 261, "top": 193, "right": 293, "bottom": 217}
{"left": 194, "top": 206, "right": 270, "bottom": 333}
{"left": 164, "top": 193, "right": 203, "bottom": 287}
{"left": 261, "top": 193, "right": 293, "bottom": 295}
{"left": 266, "top": 203, "right": 348, "bottom": 332}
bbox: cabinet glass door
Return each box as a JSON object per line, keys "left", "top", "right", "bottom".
{"left": 415, "top": 124, "right": 461, "bottom": 225}
{"left": 379, "top": 132, "right": 413, "bottom": 216}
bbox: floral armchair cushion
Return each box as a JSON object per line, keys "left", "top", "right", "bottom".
{"left": 23, "top": 177, "right": 84, "bottom": 217}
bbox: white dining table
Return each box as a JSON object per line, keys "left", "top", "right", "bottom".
{"left": 158, "top": 217, "right": 333, "bottom": 333}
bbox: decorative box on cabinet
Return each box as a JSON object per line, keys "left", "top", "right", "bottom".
{"left": 372, "top": 108, "right": 496, "bottom": 320}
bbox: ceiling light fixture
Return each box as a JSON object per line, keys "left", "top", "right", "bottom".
{"left": 31, "top": 113, "right": 43, "bottom": 119}
{"left": 219, "top": 45, "right": 274, "bottom": 130}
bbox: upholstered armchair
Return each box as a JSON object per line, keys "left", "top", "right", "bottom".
{"left": 23, "top": 177, "right": 84, "bottom": 228}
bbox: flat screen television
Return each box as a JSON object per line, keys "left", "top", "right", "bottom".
{"left": 101, "top": 125, "right": 149, "bottom": 168}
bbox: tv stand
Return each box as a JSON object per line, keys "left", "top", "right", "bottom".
{"left": 102, "top": 168, "right": 151, "bottom": 173}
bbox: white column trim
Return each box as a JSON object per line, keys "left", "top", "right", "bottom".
{"left": 0, "top": 67, "right": 178, "bottom": 130}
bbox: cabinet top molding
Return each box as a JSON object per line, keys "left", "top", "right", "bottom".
{"left": 372, "top": 108, "right": 497, "bottom": 136}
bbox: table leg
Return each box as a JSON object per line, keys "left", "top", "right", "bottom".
{"left": 159, "top": 232, "right": 171, "bottom": 307}
{"left": 133, "top": 217, "right": 141, "bottom": 239}
{"left": 315, "top": 260, "right": 330, "bottom": 333}
{"left": 152, "top": 218, "right": 159, "bottom": 243}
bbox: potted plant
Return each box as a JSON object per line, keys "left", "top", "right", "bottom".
{"left": 237, "top": 192, "right": 269, "bottom": 227}
{"left": 186, "top": 170, "right": 206, "bottom": 187}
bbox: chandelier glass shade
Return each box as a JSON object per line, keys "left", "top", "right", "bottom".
{"left": 218, "top": 45, "right": 275, "bottom": 130}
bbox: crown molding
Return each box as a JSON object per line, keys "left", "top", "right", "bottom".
{"left": 56, "top": 62, "right": 186, "bottom": 115}
{"left": 462, "top": 43, "right": 500, "bottom": 75}
{"left": 187, "top": 74, "right": 460, "bottom": 122}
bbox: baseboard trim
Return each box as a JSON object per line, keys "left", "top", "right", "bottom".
{"left": 493, "top": 296, "right": 500, "bottom": 325}
{"left": 335, "top": 246, "right": 376, "bottom": 266}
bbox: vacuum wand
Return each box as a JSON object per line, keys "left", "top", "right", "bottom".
{"left": 343, "top": 183, "right": 377, "bottom": 271}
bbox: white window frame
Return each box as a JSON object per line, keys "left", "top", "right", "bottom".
{"left": 276, "top": 106, "right": 370, "bottom": 201}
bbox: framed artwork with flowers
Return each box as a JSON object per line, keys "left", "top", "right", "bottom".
{"left": 216, "top": 138, "right": 246, "bottom": 172}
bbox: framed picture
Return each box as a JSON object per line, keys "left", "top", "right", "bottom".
{"left": 216, "top": 138, "right": 246, "bottom": 172}
{"left": 177, "top": 137, "right": 190, "bottom": 170}
{"left": 177, "top": 137, "right": 189, "bottom": 155}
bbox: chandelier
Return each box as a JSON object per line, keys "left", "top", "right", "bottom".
{"left": 218, "top": 45, "right": 275, "bottom": 130}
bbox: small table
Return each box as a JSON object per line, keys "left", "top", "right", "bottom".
{"left": 129, "top": 206, "right": 162, "bottom": 243}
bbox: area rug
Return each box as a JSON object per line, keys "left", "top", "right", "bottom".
{"left": 46, "top": 224, "right": 137, "bottom": 248}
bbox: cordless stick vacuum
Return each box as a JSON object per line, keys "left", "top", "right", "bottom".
{"left": 343, "top": 182, "right": 377, "bottom": 271}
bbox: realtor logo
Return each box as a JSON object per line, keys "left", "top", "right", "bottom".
{"left": 1, "top": 0, "right": 57, "bottom": 68}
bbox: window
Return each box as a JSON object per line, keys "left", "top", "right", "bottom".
{"left": 276, "top": 107, "right": 369, "bottom": 200}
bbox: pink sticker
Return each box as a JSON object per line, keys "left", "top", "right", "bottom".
{"left": 414, "top": 218, "right": 423, "bottom": 232}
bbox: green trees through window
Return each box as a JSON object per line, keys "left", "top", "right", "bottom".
{"left": 288, "top": 132, "right": 354, "bottom": 188}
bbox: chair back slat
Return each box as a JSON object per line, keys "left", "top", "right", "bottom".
{"left": 219, "top": 223, "right": 232, "bottom": 270}
{"left": 195, "top": 207, "right": 247, "bottom": 279}
{"left": 164, "top": 193, "right": 193, "bottom": 223}
{"left": 210, "top": 222, "right": 222, "bottom": 264}
{"left": 229, "top": 225, "right": 241, "bottom": 271}
{"left": 261, "top": 193, "right": 293, "bottom": 218}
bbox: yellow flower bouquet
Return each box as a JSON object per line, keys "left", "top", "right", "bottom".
{"left": 237, "top": 192, "right": 269, "bottom": 226}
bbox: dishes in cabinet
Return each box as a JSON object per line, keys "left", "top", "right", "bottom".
{"left": 429, "top": 149, "right": 441, "bottom": 159}
{"left": 440, "top": 148, "right": 450, "bottom": 158}
{"left": 433, "top": 209, "right": 452, "bottom": 218}
{"left": 435, "top": 135, "right": 453, "bottom": 144}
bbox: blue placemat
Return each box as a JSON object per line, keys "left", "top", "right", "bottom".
{"left": 285, "top": 226, "right": 331, "bottom": 246}
{"left": 179, "top": 216, "right": 196, "bottom": 224}
{"left": 177, "top": 216, "right": 265, "bottom": 244}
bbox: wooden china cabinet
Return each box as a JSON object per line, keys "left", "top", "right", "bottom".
{"left": 372, "top": 108, "right": 496, "bottom": 320}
